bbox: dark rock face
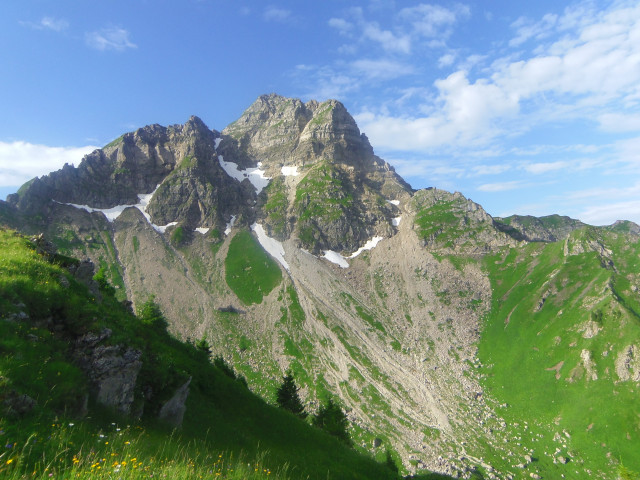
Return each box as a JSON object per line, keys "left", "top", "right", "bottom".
{"left": 3, "top": 391, "right": 37, "bottom": 417}
{"left": 10, "top": 116, "right": 252, "bottom": 233}
{"left": 74, "top": 330, "right": 142, "bottom": 415}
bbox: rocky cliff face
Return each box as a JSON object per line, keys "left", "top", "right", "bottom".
{"left": 223, "top": 94, "right": 413, "bottom": 252}
{"left": 8, "top": 116, "right": 252, "bottom": 235}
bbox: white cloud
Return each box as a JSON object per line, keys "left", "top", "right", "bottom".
{"left": 85, "top": 27, "right": 137, "bottom": 51}
{"left": 362, "top": 22, "right": 411, "bottom": 54}
{"left": 438, "top": 53, "right": 456, "bottom": 68}
{"left": 0, "top": 142, "right": 97, "bottom": 188}
{"left": 357, "top": 70, "right": 520, "bottom": 151}
{"left": 579, "top": 199, "right": 640, "bottom": 226}
{"left": 264, "top": 6, "right": 292, "bottom": 23}
{"left": 357, "top": 1, "right": 640, "bottom": 152}
{"left": 351, "top": 59, "right": 414, "bottom": 80}
{"left": 398, "top": 4, "right": 470, "bottom": 38}
{"left": 598, "top": 113, "right": 640, "bottom": 133}
{"left": 509, "top": 13, "right": 558, "bottom": 47}
{"left": 471, "top": 164, "right": 511, "bottom": 176}
{"left": 552, "top": 181, "right": 640, "bottom": 225}
{"left": 20, "top": 16, "right": 69, "bottom": 32}
{"left": 292, "top": 64, "right": 359, "bottom": 101}
{"left": 328, "top": 17, "right": 353, "bottom": 34}
{"left": 477, "top": 181, "right": 523, "bottom": 192}
{"left": 522, "top": 161, "right": 568, "bottom": 174}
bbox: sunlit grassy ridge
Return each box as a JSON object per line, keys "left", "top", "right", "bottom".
{"left": 0, "top": 228, "right": 401, "bottom": 480}
{"left": 478, "top": 227, "right": 640, "bottom": 478}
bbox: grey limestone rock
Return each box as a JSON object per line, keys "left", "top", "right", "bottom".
{"left": 158, "top": 377, "right": 192, "bottom": 427}
{"left": 75, "top": 341, "right": 142, "bottom": 415}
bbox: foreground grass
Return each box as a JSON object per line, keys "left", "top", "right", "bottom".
{"left": 0, "top": 422, "right": 288, "bottom": 479}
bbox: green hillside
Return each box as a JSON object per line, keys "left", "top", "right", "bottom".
{"left": 0, "top": 228, "right": 405, "bottom": 480}
{"left": 478, "top": 227, "right": 640, "bottom": 479}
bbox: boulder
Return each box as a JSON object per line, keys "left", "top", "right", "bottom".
{"left": 158, "top": 377, "right": 192, "bottom": 427}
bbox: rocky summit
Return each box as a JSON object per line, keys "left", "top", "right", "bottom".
{"left": 2, "top": 94, "right": 639, "bottom": 479}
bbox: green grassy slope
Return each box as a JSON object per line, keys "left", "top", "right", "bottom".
{"left": 478, "top": 228, "right": 640, "bottom": 479}
{"left": 0, "top": 228, "right": 402, "bottom": 480}
{"left": 225, "top": 230, "right": 282, "bottom": 305}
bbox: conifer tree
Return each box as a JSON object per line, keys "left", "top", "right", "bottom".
{"left": 311, "top": 397, "right": 351, "bottom": 446}
{"left": 138, "top": 295, "right": 168, "bottom": 331}
{"left": 276, "top": 371, "right": 307, "bottom": 419}
{"left": 195, "top": 336, "right": 212, "bottom": 357}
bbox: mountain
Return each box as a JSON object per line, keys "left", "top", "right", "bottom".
{"left": 1, "top": 93, "right": 639, "bottom": 479}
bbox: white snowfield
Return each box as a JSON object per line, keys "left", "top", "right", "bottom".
{"left": 322, "top": 235, "right": 385, "bottom": 269}
{"left": 251, "top": 223, "right": 290, "bottom": 271}
{"left": 195, "top": 227, "right": 210, "bottom": 234}
{"left": 387, "top": 199, "right": 400, "bottom": 206}
{"left": 322, "top": 250, "right": 350, "bottom": 268}
{"left": 392, "top": 216, "right": 402, "bottom": 226}
{"left": 63, "top": 185, "right": 179, "bottom": 233}
{"left": 218, "top": 155, "right": 270, "bottom": 194}
{"left": 281, "top": 166, "right": 299, "bottom": 176}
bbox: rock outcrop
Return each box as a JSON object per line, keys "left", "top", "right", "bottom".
{"left": 158, "top": 377, "right": 191, "bottom": 427}
{"left": 75, "top": 339, "right": 142, "bottom": 415}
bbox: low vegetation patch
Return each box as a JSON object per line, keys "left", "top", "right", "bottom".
{"left": 225, "top": 230, "right": 282, "bottom": 305}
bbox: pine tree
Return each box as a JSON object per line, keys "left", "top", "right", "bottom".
{"left": 276, "top": 372, "right": 307, "bottom": 419}
{"left": 137, "top": 295, "right": 168, "bottom": 331}
{"left": 195, "top": 336, "right": 212, "bottom": 357}
{"left": 311, "top": 398, "right": 351, "bottom": 446}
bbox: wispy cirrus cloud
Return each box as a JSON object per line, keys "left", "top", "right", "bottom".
{"left": 20, "top": 16, "right": 69, "bottom": 32}
{"left": 568, "top": 182, "right": 640, "bottom": 225}
{"left": 328, "top": 3, "right": 468, "bottom": 57}
{"left": 398, "top": 3, "right": 470, "bottom": 39}
{"left": 477, "top": 181, "right": 524, "bottom": 192}
{"left": 351, "top": 59, "right": 415, "bottom": 80}
{"left": 85, "top": 26, "right": 137, "bottom": 51}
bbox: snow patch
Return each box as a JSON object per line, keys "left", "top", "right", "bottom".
{"left": 322, "top": 235, "right": 385, "bottom": 268}
{"left": 348, "top": 236, "right": 384, "bottom": 258}
{"left": 251, "top": 223, "right": 289, "bottom": 271}
{"left": 387, "top": 199, "right": 400, "bottom": 206}
{"left": 214, "top": 138, "right": 222, "bottom": 149}
{"left": 62, "top": 184, "right": 179, "bottom": 233}
{"left": 154, "top": 222, "right": 178, "bottom": 233}
{"left": 225, "top": 215, "right": 237, "bottom": 236}
{"left": 65, "top": 202, "right": 133, "bottom": 222}
{"left": 392, "top": 216, "right": 402, "bottom": 227}
{"left": 195, "top": 227, "right": 210, "bottom": 234}
{"left": 323, "top": 250, "right": 350, "bottom": 269}
{"left": 218, "top": 155, "right": 270, "bottom": 193}
{"left": 281, "top": 166, "right": 299, "bottom": 176}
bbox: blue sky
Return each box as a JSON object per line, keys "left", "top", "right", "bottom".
{"left": 1, "top": 0, "right": 639, "bottom": 225}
